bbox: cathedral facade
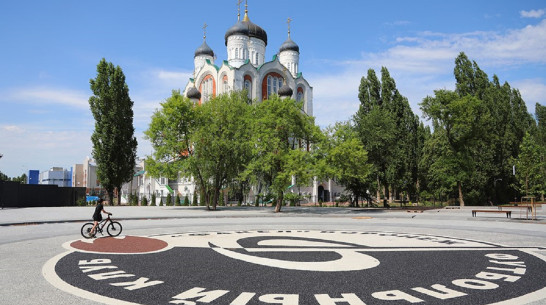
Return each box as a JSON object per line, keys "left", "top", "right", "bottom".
{"left": 183, "top": 5, "right": 313, "bottom": 117}
{"left": 169, "top": 4, "right": 345, "bottom": 204}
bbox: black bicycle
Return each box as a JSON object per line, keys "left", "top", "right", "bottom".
{"left": 81, "top": 214, "right": 122, "bottom": 239}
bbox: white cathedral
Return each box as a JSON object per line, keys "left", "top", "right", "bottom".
{"left": 182, "top": 4, "right": 312, "bottom": 116}
{"left": 146, "top": 3, "right": 345, "bottom": 205}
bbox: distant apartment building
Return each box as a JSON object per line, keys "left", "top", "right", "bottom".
{"left": 39, "top": 167, "right": 72, "bottom": 187}
{"left": 72, "top": 157, "right": 101, "bottom": 195}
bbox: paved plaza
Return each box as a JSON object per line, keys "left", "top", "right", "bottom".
{"left": 1, "top": 206, "right": 545, "bottom": 304}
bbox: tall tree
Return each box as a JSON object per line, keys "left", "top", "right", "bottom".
{"left": 420, "top": 90, "right": 488, "bottom": 206}
{"left": 245, "top": 96, "right": 321, "bottom": 212}
{"left": 354, "top": 67, "right": 419, "bottom": 205}
{"left": 145, "top": 91, "right": 252, "bottom": 210}
{"left": 514, "top": 132, "right": 544, "bottom": 197}
{"left": 89, "top": 58, "right": 137, "bottom": 204}
{"left": 318, "top": 121, "right": 372, "bottom": 206}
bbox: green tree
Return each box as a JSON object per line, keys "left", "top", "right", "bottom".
{"left": 354, "top": 67, "right": 419, "bottom": 205}
{"left": 145, "top": 91, "right": 252, "bottom": 210}
{"left": 318, "top": 121, "right": 372, "bottom": 206}
{"left": 420, "top": 89, "right": 488, "bottom": 206}
{"left": 89, "top": 58, "right": 137, "bottom": 205}
{"left": 184, "top": 194, "right": 189, "bottom": 206}
{"left": 245, "top": 95, "right": 322, "bottom": 212}
{"left": 535, "top": 103, "right": 546, "bottom": 200}
{"left": 514, "top": 132, "right": 544, "bottom": 197}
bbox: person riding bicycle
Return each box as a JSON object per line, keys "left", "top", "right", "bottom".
{"left": 90, "top": 198, "right": 111, "bottom": 235}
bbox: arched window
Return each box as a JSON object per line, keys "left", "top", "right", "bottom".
{"left": 235, "top": 48, "right": 239, "bottom": 59}
{"left": 201, "top": 76, "right": 214, "bottom": 103}
{"left": 255, "top": 53, "right": 259, "bottom": 65}
{"left": 266, "top": 74, "right": 283, "bottom": 98}
{"left": 297, "top": 87, "right": 304, "bottom": 102}
{"left": 244, "top": 78, "right": 252, "bottom": 100}
{"left": 223, "top": 76, "right": 229, "bottom": 93}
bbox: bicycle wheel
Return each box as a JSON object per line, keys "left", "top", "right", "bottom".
{"left": 81, "top": 223, "right": 95, "bottom": 239}
{"left": 107, "top": 221, "right": 122, "bottom": 237}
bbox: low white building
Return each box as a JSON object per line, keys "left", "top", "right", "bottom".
{"left": 39, "top": 167, "right": 71, "bottom": 187}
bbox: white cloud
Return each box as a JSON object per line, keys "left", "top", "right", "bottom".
{"left": 0, "top": 124, "right": 93, "bottom": 176}
{"left": 308, "top": 19, "right": 546, "bottom": 126}
{"left": 520, "top": 9, "right": 545, "bottom": 18}
{"left": 512, "top": 78, "right": 546, "bottom": 112}
{"left": 5, "top": 87, "right": 89, "bottom": 109}
{"left": 2, "top": 125, "right": 25, "bottom": 133}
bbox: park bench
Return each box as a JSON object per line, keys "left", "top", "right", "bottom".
{"left": 471, "top": 210, "right": 511, "bottom": 218}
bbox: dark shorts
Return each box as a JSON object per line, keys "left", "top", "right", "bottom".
{"left": 93, "top": 214, "right": 102, "bottom": 222}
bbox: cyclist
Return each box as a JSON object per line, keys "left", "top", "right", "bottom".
{"left": 90, "top": 198, "right": 111, "bottom": 236}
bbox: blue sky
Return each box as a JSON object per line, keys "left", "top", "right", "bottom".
{"left": 0, "top": 0, "right": 545, "bottom": 178}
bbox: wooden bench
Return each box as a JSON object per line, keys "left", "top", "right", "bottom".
{"left": 472, "top": 210, "right": 511, "bottom": 218}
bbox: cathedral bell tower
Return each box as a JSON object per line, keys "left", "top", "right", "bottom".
{"left": 279, "top": 18, "right": 300, "bottom": 78}
{"left": 225, "top": 0, "right": 267, "bottom": 68}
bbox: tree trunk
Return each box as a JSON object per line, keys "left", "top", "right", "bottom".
{"left": 107, "top": 189, "right": 114, "bottom": 206}
{"left": 275, "top": 191, "right": 284, "bottom": 213}
{"left": 212, "top": 188, "right": 218, "bottom": 211}
{"left": 116, "top": 185, "right": 121, "bottom": 206}
{"left": 458, "top": 181, "right": 465, "bottom": 207}
{"left": 389, "top": 186, "right": 394, "bottom": 205}
{"left": 376, "top": 176, "right": 381, "bottom": 206}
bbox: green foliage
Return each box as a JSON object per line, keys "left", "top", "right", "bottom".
{"left": 89, "top": 58, "right": 137, "bottom": 204}
{"left": 0, "top": 172, "right": 27, "bottom": 184}
{"left": 76, "top": 197, "right": 87, "bottom": 206}
{"left": 419, "top": 52, "right": 533, "bottom": 205}
{"left": 514, "top": 132, "right": 544, "bottom": 196}
{"left": 284, "top": 192, "right": 304, "bottom": 206}
{"left": 175, "top": 194, "right": 181, "bottom": 206}
{"left": 145, "top": 91, "right": 253, "bottom": 210}
{"left": 151, "top": 193, "right": 156, "bottom": 206}
{"left": 166, "top": 193, "right": 172, "bottom": 206}
{"left": 354, "top": 67, "right": 419, "bottom": 205}
{"left": 142, "top": 197, "right": 148, "bottom": 206}
{"left": 244, "top": 95, "right": 322, "bottom": 212}
{"left": 218, "top": 191, "right": 225, "bottom": 206}
{"left": 318, "top": 121, "right": 372, "bottom": 206}
{"left": 192, "top": 191, "right": 198, "bottom": 206}
{"left": 183, "top": 195, "right": 189, "bottom": 206}
{"left": 130, "top": 193, "right": 138, "bottom": 206}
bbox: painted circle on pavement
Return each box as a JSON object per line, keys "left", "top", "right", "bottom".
{"left": 43, "top": 230, "right": 546, "bottom": 305}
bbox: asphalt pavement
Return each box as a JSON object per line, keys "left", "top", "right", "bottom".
{"left": 1, "top": 205, "right": 545, "bottom": 305}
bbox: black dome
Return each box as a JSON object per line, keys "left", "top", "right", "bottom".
{"left": 194, "top": 41, "right": 214, "bottom": 57}
{"left": 225, "top": 14, "right": 267, "bottom": 46}
{"left": 187, "top": 87, "right": 201, "bottom": 99}
{"left": 279, "top": 37, "right": 299, "bottom": 53}
{"left": 278, "top": 83, "right": 293, "bottom": 97}
{"left": 224, "top": 21, "right": 249, "bottom": 43}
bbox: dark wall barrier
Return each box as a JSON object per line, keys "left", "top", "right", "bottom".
{"left": 0, "top": 181, "right": 86, "bottom": 208}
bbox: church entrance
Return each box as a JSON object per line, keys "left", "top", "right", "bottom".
{"left": 318, "top": 185, "right": 330, "bottom": 202}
